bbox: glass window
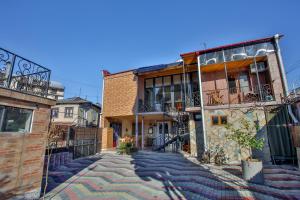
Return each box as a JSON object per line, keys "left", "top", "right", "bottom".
{"left": 173, "top": 75, "right": 181, "bottom": 84}
{"left": 164, "top": 86, "right": 171, "bottom": 103}
{"left": 145, "top": 88, "right": 154, "bottom": 107}
{"left": 174, "top": 84, "right": 182, "bottom": 102}
{"left": 155, "top": 77, "right": 163, "bottom": 87}
{"left": 145, "top": 79, "right": 153, "bottom": 88}
{"left": 211, "top": 116, "right": 219, "bottom": 125}
{"left": 164, "top": 76, "right": 171, "bottom": 86}
{"left": 220, "top": 116, "right": 228, "bottom": 125}
{"left": 155, "top": 87, "right": 163, "bottom": 103}
{"left": 0, "top": 106, "right": 33, "bottom": 133}
{"left": 51, "top": 108, "right": 59, "bottom": 118}
{"left": 64, "top": 107, "right": 74, "bottom": 118}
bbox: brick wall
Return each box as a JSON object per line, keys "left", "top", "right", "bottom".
{"left": 0, "top": 88, "right": 55, "bottom": 199}
{"left": 267, "top": 53, "right": 284, "bottom": 102}
{"left": 102, "top": 71, "right": 138, "bottom": 128}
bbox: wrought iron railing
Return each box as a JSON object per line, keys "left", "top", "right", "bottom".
{"left": 185, "top": 91, "right": 201, "bottom": 108}
{"left": 0, "top": 47, "right": 51, "bottom": 97}
{"left": 138, "top": 99, "right": 185, "bottom": 113}
{"left": 202, "top": 84, "right": 275, "bottom": 106}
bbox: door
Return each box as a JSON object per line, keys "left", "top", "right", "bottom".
{"left": 110, "top": 122, "right": 122, "bottom": 147}
{"left": 155, "top": 122, "right": 169, "bottom": 146}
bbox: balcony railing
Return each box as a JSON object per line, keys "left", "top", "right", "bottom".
{"left": 138, "top": 99, "right": 184, "bottom": 113}
{"left": 203, "top": 84, "right": 274, "bottom": 106}
{"left": 0, "top": 47, "right": 51, "bottom": 97}
{"left": 185, "top": 91, "right": 201, "bottom": 108}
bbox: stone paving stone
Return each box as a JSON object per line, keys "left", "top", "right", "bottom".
{"left": 43, "top": 151, "right": 300, "bottom": 200}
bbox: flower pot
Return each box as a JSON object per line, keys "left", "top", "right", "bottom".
{"left": 241, "top": 159, "right": 264, "bottom": 184}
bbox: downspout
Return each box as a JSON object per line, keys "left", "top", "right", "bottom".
{"left": 274, "top": 34, "right": 299, "bottom": 123}
{"left": 197, "top": 55, "right": 207, "bottom": 150}
{"left": 135, "top": 75, "right": 139, "bottom": 147}
{"left": 100, "top": 70, "right": 105, "bottom": 128}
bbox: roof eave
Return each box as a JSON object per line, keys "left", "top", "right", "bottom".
{"left": 180, "top": 35, "right": 283, "bottom": 58}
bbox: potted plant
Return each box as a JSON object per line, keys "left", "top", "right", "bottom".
{"left": 225, "top": 118, "right": 265, "bottom": 184}
{"left": 117, "top": 135, "right": 138, "bottom": 155}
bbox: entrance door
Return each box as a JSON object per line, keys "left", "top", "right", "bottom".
{"left": 110, "top": 122, "right": 122, "bottom": 147}
{"left": 155, "top": 122, "right": 169, "bottom": 146}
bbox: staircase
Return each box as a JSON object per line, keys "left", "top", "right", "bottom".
{"left": 153, "top": 110, "right": 190, "bottom": 152}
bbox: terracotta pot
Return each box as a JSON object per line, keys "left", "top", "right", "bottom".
{"left": 241, "top": 159, "right": 264, "bottom": 184}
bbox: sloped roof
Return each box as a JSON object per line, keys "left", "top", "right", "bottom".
{"left": 57, "top": 97, "right": 101, "bottom": 109}
{"left": 134, "top": 61, "right": 183, "bottom": 74}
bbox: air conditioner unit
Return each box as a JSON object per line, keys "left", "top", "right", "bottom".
{"left": 250, "top": 62, "right": 266, "bottom": 73}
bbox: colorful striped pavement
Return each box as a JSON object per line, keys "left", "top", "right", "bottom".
{"left": 42, "top": 151, "right": 300, "bottom": 200}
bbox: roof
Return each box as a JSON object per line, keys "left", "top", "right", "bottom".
{"left": 57, "top": 97, "right": 101, "bottom": 109}
{"left": 134, "top": 61, "right": 183, "bottom": 74}
{"left": 180, "top": 35, "right": 282, "bottom": 58}
{"left": 49, "top": 81, "right": 65, "bottom": 90}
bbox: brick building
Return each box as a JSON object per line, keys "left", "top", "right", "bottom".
{"left": 0, "top": 47, "right": 56, "bottom": 199}
{"left": 101, "top": 35, "right": 297, "bottom": 164}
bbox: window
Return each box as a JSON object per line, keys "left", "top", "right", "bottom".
{"left": 145, "top": 79, "right": 153, "bottom": 88}
{"left": 220, "top": 116, "right": 227, "bottom": 125}
{"left": 51, "top": 108, "right": 59, "bottom": 118}
{"left": 211, "top": 115, "right": 227, "bottom": 125}
{"left": 228, "top": 75, "right": 237, "bottom": 94}
{"left": 64, "top": 107, "right": 73, "bottom": 118}
{"left": 0, "top": 106, "right": 33, "bottom": 133}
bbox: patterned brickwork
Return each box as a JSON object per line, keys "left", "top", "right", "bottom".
{"left": 44, "top": 151, "right": 300, "bottom": 200}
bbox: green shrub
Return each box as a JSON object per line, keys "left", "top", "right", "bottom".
{"left": 225, "top": 118, "right": 264, "bottom": 160}
{"left": 117, "top": 139, "right": 138, "bottom": 155}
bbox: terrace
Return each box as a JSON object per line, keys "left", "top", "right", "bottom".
{"left": 184, "top": 39, "right": 280, "bottom": 108}
{"left": 0, "top": 47, "right": 51, "bottom": 97}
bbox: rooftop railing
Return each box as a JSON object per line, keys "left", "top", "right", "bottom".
{"left": 0, "top": 47, "right": 51, "bottom": 97}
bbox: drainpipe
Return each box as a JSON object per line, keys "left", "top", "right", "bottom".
{"left": 100, "top": 70, "right": 105, "bottom": 128}
{"left": 274, "top": 34, "right": 299, "bottom": 123}
{"left": 197, "top": 55, "right": 207, "bottom": 151}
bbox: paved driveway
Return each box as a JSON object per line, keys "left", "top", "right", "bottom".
{"left": 44, "top": 151, "right": 300, "bottom": 200}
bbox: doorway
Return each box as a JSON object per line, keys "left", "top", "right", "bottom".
{"left": 155, "top": 122, "right": 170, "bottom": 146}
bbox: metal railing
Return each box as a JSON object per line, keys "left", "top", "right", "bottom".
{"left": 138, "top": 99, "right": 184, "bottom": 113}
{"left": 185, "top": 91, "right": 201, "bottom": 108}
{"left": 202, "top": 84, "right": 274, "bottom": 106}
{"left": 0, "top": 47, "right": 51, "bottom": 97}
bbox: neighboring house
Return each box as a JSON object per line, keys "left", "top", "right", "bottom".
{"left": 0, "top": 47, "right": 56, "bottom": 199}
{"left": 47, "top": 81, "right": 65, "bottom": 100}
{"left": 51, "top": 97, "right": 101, "bottom": 127}
{"left": 101, "top": 35, "right": 295, "bottom": 163}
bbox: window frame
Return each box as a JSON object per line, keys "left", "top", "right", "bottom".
{"left": 0, "top": 105, "right": 33, "bottom": 133}
{"left": 64, "top": 107, "right": 74, "bottom": 118}
{"left": 51, "top": 108, "right": 59, "bottom": 118}
{"left": 211, "top": 115, "right": 228, "bottom": 126}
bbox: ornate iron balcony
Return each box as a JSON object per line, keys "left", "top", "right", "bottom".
{"left": 0, "top": 47, "right": 51, "bottom": 97}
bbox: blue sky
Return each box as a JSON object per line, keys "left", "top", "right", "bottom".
{"left": 1, "top": 0, "right": 300, "bottom": 103}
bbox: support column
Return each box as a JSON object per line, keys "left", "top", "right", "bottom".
{"left": 141, "top": 116, "right": 144, "bottom": 150}
{"left": 222, "top": 50, "right": 230, "bottom": 105}
{"left": 135, "top": 114, "right": 139, "bottom": 147}
{"left": 253, "top": 57, "right": 263, "bottom": 100}
{"left": 197, "top": 55, "right": 207, "bottom": 151}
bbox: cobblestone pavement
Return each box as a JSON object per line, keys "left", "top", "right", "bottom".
{"left": 43, "top": 151, "right": 300, "bottom": 200}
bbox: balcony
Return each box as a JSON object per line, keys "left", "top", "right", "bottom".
{"left": 185, "top": 91, "right": 201, "bottom": 108}
{"left": 203, "top": 84, "right": 274, "bottom": 106}
{"left": 0, "top": 48, "right": 51, "bottom": 97}
{"left": 138, "top": 99, "right": 184, "bottom": 113}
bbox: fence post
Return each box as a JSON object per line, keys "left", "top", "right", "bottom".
{"left": 66, "top": 127, "right": 70, "bottom": 148}
{"left": 7, "top": 54, "right": 16, "bottom": 88}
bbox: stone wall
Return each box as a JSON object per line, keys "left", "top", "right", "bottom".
{"left": 203, "top": 107, "right": 271, "bottom": 164}
{"left": 0, "top": 88, "right": 55, "bottom": 199}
